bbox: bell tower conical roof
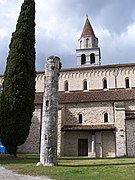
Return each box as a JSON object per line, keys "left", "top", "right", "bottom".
{"left": 81, "top": 16, "right": 95, "bottom": 38}
{"left": 76, "top": 16, "right": 101, "bottom": 67}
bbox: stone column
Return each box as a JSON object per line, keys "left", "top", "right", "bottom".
{"left": 38, "top": 56, "right": 61, "bottom": 166}
{"left": 95, "top": 132, "right": 103, "bottom": 158}
{"left": 91, "top": 134, "right": 95, "bottom": 153}
{"left": 89, "top": 133, "right": 96, "bottom": 157}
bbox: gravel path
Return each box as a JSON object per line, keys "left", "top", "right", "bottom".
{"left": 0, "top": 166, "right": 52, "bottom": 180}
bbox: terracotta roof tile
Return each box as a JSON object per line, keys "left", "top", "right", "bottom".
{"left": 125, "top": 110, "right": 135, "bottom": 120}
{"left": 58, "top": 89, "right": 135, "bottom": 104}
{"left": 35, "top": 92, "right": 43, "bottom": 105}
{"left": 61, "top": 124, "right": 115, "bottom": 131}
{"left": 2, "top": 63, "right": 134, "bottom": 76}
{"left": 60, "top": 63, "right": 135, "bottom": 73}
{"left": 35, "top": 88, "right": 135, "bottom": 105}
{"left": 81, "top": 17, "right": 95, "bottom": 38}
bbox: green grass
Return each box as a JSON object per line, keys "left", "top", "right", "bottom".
{"left": 0, "top": 154, "right": 135, "bottom": 180}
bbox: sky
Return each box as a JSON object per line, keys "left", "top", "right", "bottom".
{"left": 0, "top": 0, "right": 135, "bottom": 74}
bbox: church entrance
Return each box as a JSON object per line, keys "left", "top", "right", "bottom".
{"left": 78, "top": 139, "right": 88, "bottom": 156}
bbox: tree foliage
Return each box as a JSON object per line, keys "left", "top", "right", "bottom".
{"left": 0, "top": 0, "right": 36, "bottom": 156}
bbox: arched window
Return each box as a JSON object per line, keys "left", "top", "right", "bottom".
{"left": 79, "top": 114, "right": 83, "bottom": 124}
{"left": 83, "top": 80, "right": 87, "bottom": 90}
{"left": 64, "top": 81, "right": 68, "bottom": 91}
{"left": 125, "top": 78, "right": 130, "bottom": 88}
{"left": 104, "top": 113, "right": 108, "bottom": 122}
{"left": 81, "top": 54, "right": 86, "bottom": 65}
{"left": 103, "top": 78, "right": 107, "bottom": 89}
{"left": 86, "top": 38, "right": 89, "bottom": 48}
{"left": 90, "top": 53, "right": 95, "bottom": 64}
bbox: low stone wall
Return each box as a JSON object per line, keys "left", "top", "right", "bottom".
{"left": 18, "top": 105, "right": 42, "bottom": 153}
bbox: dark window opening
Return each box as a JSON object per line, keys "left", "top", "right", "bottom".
{"left": 125, "top": 78, "right": 130, "bottom": 88}
{"left": 104, "top": 113, "right": 108, "bottom": 122}
{"left": 83, "top": 80, "right": 87, "bottom": 90}
{"left": 86, "top": 38, "right": 89, "bottom": 48}
{"left": 46, "top": 100, "right": 49, "bottom": 107}
{"left": 90, "top": 53, "right": 95, "bottom": 64}
{"left": 103, "top": 79, "right": 107, "bottom": 89}
{"left": 45, "top": 135, "right": 47, "bottom": 140}
{"left": 78, "top": 139, "right": 88, "bottom": 156}
{"left": 79, "top": 114, "right": 82, "bottom": 124}
{"left": 65, "top": 81, "right": 68, "bottom": 91}
{"left": 81, "top": 54, "right": 86, "bottom": 65}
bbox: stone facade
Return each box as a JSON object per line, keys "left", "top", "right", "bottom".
{"left": 59, "top": 65, "right": 135, "bottom": 91}
{"left": 17, "top": 86, "right": 135, "bottom": 157}
{"left": 61, "top": 130, "right": 115, "bottom": 157}
{"left": 1, "top": 17, "right": 135, "bottom": 158}
{"left": 58, "top": 101, "right": 116, "bottom": 157}
{"left": 57, "top": 100, "right": 134, "bottom": 157}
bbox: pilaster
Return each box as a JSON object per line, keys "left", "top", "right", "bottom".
{"left": 114, "top": 102, "right": 126, "bottom": 157}
{"left": 95, "top": 131, "right": 103, "bottom": 157}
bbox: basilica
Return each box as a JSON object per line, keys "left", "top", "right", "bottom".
{"left": 1, "top": 17, "right": 135, "bottom": 157}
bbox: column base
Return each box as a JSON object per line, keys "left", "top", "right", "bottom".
{"left": 88, "top": 152, "right": 96, "bottom": 157}
{"left": 36, "top": 161, "right": 57, "bottom": 166}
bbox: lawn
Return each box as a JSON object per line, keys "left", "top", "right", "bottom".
{"left": 0, "top": 154, "right": 135, "bottom": 180}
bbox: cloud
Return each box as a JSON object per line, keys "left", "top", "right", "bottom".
{"left": 96, "top": 0, "right": 135, "bottom": 34}
{"left": 97, "top": 21, "right": 135, "bottom": 65}
{"left": 0, "top": 0, "right": 7, "bottom": 4}
{"left": 0, "top": 0, "right": 135, "bottom": 74}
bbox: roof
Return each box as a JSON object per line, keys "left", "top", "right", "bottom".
{"left": 35, "top": 92, "right": 43, "bottom": 105}
{"left": 1, "top": 63, "right": 135, "bottom": 78}
{"left": 60, "top": 63, "right": 135, "bottom": 73}
{"left": 36, "top": 63, "right": 135, "bottom": 74}
{"left": 61, "top": 124, "right": 115, "bottom": 131}
{"left": 125, "top": 110, "right": 135, "bottom": 120}
{"left": 58, "top": 89, "right": 135, "bottom": 104}
{"left": 81, "top": 17, "right": 95, "bottom": 38}
{"left": 35, "top": 88, "right": 135, "bottom": 105}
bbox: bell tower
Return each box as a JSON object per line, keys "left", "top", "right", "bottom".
{"left": 76, "top": 16, "right": 101, "bottom": 67}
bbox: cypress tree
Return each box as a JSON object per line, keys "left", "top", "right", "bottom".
{"left": 0, "top": 0, "right": 35, "bottom": 156}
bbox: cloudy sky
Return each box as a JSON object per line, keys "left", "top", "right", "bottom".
{"left": 0, "top": 0, "right": 135, "bottom": 74}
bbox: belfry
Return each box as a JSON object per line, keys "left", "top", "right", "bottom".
{"left": 76, "top": 16, "right": 101, "bottom": 67}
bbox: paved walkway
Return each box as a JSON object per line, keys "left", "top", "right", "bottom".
{"left": 0, "top": 166, "right": 51, "bottom": 180}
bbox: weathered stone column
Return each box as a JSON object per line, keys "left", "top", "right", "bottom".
{"left": 38, "top": 56, "right": 61, "bottom": 166}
